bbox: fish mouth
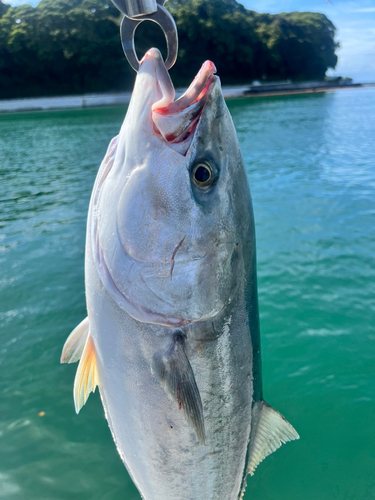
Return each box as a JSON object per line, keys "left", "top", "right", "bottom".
{"left": 142, "top": 49, "right": 217, "bottom": 155}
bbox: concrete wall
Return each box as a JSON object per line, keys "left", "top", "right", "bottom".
{"left": 0, "top": 93, "right": 133, "bottom": 113}
{"left": 0, "top": 87, "right": 249, "bottom": 113}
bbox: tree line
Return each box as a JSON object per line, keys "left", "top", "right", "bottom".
{"left": 0, "top": 0, "right": 338, "bottom": 99}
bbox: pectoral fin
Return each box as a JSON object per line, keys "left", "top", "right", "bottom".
{"left": 152, "top": 332, "right": 205, "bottom": 444}
{"left": 73, "top": 336, "right": 99, "bottom": 414}
{"left": 240, "top": 401, "right": 299, "bottom": 498}
{"left": 60, "top": 317, "right": 90, "bottom": 364}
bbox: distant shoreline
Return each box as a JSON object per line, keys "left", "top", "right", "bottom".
{"left": 0, "top": 83, "right": 373, "bottom": 114}
{"left": 241, "top": 84, "right": 372, "bottom": 98}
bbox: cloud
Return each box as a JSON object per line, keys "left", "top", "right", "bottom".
{"left": 350, "top": 7, "right": 375, "bottom": 12}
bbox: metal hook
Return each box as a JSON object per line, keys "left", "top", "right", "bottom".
{"left": 112, "top": 0, "right": 162, "bottom": 18}
{"left": 111, "top": 1, "right": 178, "bottom": 72}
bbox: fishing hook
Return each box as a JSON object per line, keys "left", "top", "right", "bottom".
{"left": 111, "top": 0, "right": 178, "bottom": 72}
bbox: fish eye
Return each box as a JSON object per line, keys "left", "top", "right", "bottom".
{"left": 192, "top": 162, "right": 213, "bottom": 188}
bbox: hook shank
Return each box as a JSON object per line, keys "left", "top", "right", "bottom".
{"left": 120, "top": 4, "right": 178, "bottom": 72}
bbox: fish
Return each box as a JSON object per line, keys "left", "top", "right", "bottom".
{"left": 61, "top": 47, "right": 299, "bottom": 500}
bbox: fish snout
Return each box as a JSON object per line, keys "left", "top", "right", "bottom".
{"left": 138, "top": 48, "right": 175, "bottom": 110}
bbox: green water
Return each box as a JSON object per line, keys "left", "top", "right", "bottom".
{"left": 1, "top": 88, "right": 374, "bottom": 500}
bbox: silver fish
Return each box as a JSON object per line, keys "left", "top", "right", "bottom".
{"left": 61, "top": 48, "right": 299, "bottom": 500}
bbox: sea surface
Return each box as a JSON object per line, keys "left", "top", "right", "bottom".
{"left": 1, "top": 88, "right": 374, "bottom": 500}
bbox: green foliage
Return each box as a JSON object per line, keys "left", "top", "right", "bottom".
{"left": 168, "top": 0, "right": 262, "bottom": 84}
{"left": 254, "top": 11, "right": 338, "bottom": 80}
{"left": 0, "top": 0, "right": 338, "bottom": 98}
{"left": 0, "top": 0, "right": 134, "bottom": 97}
{"left": 0, "top": 1, "right": 9, "bottom": 18}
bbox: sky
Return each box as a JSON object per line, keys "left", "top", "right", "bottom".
{"left": 4, "top": 0, "right": 375, "bottom": 82}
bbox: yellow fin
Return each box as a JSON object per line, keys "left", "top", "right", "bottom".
{"left": 240, "top": 401, "right": 299, "bottom": 498}
{"left": 73, "top": 336, "right": 99, "bottom": 414}
{"left": 61, "top": 317, "right": 89, "bottom": 364}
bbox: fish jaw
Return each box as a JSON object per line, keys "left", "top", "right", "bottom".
{"left": 152, "top": 60, "right": 217, "bottom": 154}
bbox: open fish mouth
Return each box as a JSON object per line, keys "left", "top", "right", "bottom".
{"left": 149, "top": 54, "right": 217, "bottom": 155}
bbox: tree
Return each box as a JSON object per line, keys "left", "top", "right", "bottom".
{"left": 255, "top": 12, "right": 338, "bottom": 80}
{"left": 0, "top": 1, "right": 9, "bottom": 18}
{"left": 0, "top": 0, "right": 135, "bottom": 97}
{"left": 167, "top": 0, "right": 263, "bottom": 84}
{"left": 0, "top": 0, "right": 339, "bottom": 98}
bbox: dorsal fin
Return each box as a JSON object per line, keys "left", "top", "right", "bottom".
{"left": 73, "top": 336, "right": 99, "bottom": 414}
{"left": 152, "top": 332, "right": 205, "bottom": 444}
{"left": 60, "top": 317, "right": 89, "bottom": 364}
{"left": 240, "top": 401, "right": 299, "bottom": 498}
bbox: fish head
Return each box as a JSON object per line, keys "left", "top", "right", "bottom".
{"left": 94, "top": 48, "right": 253, "bottom": 327}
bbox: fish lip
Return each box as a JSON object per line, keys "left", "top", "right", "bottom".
{"left": 151, "top": 60, "right": 217, "bottom": 153}
{"left": 139, "top": 48, "right": 175, "bottom": 111}
{"left": 153, "top": 60, "right": 217, "bottom": 116}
